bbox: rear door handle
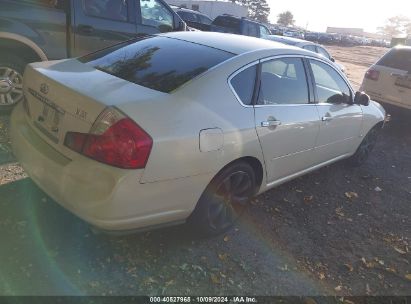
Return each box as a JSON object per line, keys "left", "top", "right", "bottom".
{"left": 261, "top": 120, "right": 282, "bottom": 127}
{"left": 322, "top": 116, "right": 333, "bottom": 122}
{"left": 78, "top": 25, "right": 94, "bottom": 34}
{"left": 391, "top": 72, "right": 406, "bottom": 78}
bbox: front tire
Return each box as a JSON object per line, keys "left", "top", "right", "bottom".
{"left": 349, "top": 126, "right": 380, "bottom": 166}
{"left": 188, "top": 161, "right": 256, "bottom": 236}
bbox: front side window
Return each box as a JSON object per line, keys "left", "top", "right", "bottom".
{"left": 258, "top": 58, "right": 309, "bottom": 105}
{"left": 316, "top": 46, "right": 331, "bottom": 60}
{"left": 79, "top": 36, "right": 234, "bottom": 93}
{"left": 309, "top": 60, "right": 351, "bottom": 104}
{"left": 83, "top": 0, "right": 128, "bottom": 22}
{"left": 259, "top": 26, "right": 271, "bottom": 38}
{"left": 230, "top": 65, "right": 257, "bottom": 105}
{"left": 140, "top": 0, "right": 174, "bottom": 32}
{"left": 199, "top": 15, "right": 212, "bottom": 25}
{"left": 177, "top": 11, "right": 196, "bottom": 22}
{"left": 303, "top": 45, "right": 317, "bottom": 52}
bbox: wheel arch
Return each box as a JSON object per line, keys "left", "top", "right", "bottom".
{"left": 0, "top": 33, "right": 48, "bottom": 62}
{"left": 214, "top": 156, "right": 265, "bottom": 195}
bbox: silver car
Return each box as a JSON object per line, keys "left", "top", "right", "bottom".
{"left": 11, "top": 32, "right": 385, "bottom": 236}
{"left": 264, "top": 35, "right": 346, "bottom": 72}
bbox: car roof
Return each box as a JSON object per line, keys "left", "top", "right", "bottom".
{"left": 161, "top": 32, "right": 290, "bottom": 55}
{"left": 175, "top": 7, "right": 208, "bottom": 16}
{"left": 214, "top": 14, "right": 264, "bottom": 25}
{"left": 266, "top": 35, "right": 314, "bottom": 47}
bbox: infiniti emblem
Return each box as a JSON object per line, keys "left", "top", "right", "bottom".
{"left": 40, "top": 83, "right": 49, "bottom": 95}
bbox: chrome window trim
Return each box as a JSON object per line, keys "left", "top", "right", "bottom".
{"left": 227, "top": 54, "right": 355, "bottom": 108}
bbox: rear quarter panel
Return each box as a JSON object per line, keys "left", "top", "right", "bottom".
{"left": 116, "top": 51, "right": 278, "bottom": 187}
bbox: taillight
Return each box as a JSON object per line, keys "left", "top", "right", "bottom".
{"left": 64, "top": 107, "right": 152, "bottom": 169}
{"left": 365, "top": 69, "right": 380, "bottom": 81}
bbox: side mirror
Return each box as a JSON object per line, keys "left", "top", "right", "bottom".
{"left": 330, "top": 57, "right": 335, "bottom": 62}
{"left": 354, "top": 91, "right": 370, "bottom": 106}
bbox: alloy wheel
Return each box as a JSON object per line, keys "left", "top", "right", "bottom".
{"left": 0, "top": 66, "right": 23, "bottom": 106}
{"left": 207, "top": 171, "right": 253, "bottom": 231}
{"left": 356, "top": 129, "right": 378, "bottom": 163}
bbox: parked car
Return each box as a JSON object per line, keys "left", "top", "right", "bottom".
{"left": 11, "top": 32, "right": 385, "bottom": 236}
{"left": 0, "top": 0, "right": 187, "bottom": 109}
{"left": 283, "top": 30, "right": 304, "bottom": 39}
{"left": 171, "top": 5, "right": 212, "bottom": 31}
{"left": 361, "top": 46, "right": 411, "bottom": 110}
{"left": 210, "top": 15, "right": 271, "bottom": 39}
{"left": 264, "top": 35, "right": 346, "bottom": 73}
{"left": 305, "top": 32, "right": 320, "bottom": 42}
{"left": 318, "top": 33, "right": 334, "bottom": 45}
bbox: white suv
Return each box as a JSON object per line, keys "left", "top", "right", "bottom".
{"left": 361, "top": 46, "right": 411, "bottom": 110}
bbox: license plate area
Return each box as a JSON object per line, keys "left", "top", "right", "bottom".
{"left": 28, "top": 89, "right": 65, "bottom": 144}
{"left": 395, "top": 75, "right": 411, "bottom": 89}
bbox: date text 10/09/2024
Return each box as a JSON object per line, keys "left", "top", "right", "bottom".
{"left": 149, "top": 297, "right": 258, "bottom": 303}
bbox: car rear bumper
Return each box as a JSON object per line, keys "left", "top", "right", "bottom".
{"left": 11, "top": 103, "right": 209, "bottom": 231}
{"left": 366, "top": 92, "right": 411, "bottom": 110}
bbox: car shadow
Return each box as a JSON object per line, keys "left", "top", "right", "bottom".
{"left": 0, "top": 112, "right": 15, "bottom": 165}
{"left": 0, "top": 178, "right": 323, "bottom": 296}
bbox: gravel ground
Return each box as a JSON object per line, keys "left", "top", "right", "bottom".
{"left": 0, "top": 113, "right": 13, "bottom": 166}
{"left": 0, "top": 46, "right": 410, "bottom": 296}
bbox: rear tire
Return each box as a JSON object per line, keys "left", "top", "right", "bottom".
{"left": 349, "top": 126, "right": 380, "bottom": 166}
{"left": 188, "top": 161, "right": 256, "bottom": 236}
{"left": 0, "top": 53, "right": 26, "bottom": 113}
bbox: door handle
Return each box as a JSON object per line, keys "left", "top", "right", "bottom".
{"left": 78, "top": 25, "right": 94, "bottom": 34}
{"left": 322, "top": 116, "right": 333, "bottom": 122}
{"left": 391, "top": 72, "right": 406, "bottom": 78}
{"left": 261, "top": 120, "right": 282, "bottom": 127}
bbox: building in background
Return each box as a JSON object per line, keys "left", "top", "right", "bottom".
{"left": 326, "top": 27, "right": 383, "bottom": 40}
{"left": 165, "top": 0, "right": 248, "bottom": 19}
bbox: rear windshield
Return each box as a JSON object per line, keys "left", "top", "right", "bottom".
{"left": 377, "top": 48, "right": 411, "bottom": 72}
{"left": 79, "top": 36, "right": 234, "bottom": 93}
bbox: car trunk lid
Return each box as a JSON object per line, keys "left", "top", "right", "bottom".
{"left": 22, "top": 59, "right": 163, "bottom": 157}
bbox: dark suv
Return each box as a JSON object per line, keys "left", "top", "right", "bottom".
{"left": 0, "top": 0, "right": 186, "bottom": 108}
{"left": 210, "top": 15, "right": 271, "bottom": 39}
{"left": 171, "top": 6, "right": 213, "bottom": 31}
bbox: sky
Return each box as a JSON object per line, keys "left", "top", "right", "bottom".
{"left": 266, "top": 0, "right": 411, "bottom": 33}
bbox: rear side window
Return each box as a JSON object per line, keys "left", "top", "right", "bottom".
{"left": 230, "top": 65, "right": 257, "bottom": 105}
{"left": 213, "top": 17, "right": 240, "bottom": 30}
{"left": 79, "top": 36, "right": 234, "bottom": 93}
{"left": 377, "top": 48, "right": 411, "bottom": 72}
{"left": 242, "top": 22, "right": 259, "bottom": 37}
{"left": 21, "top": 0, "right": 65, "bottom": 9}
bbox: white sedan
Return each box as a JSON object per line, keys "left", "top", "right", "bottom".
{"left": 11, "top": 32, "right": 385, "bottom": 236}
